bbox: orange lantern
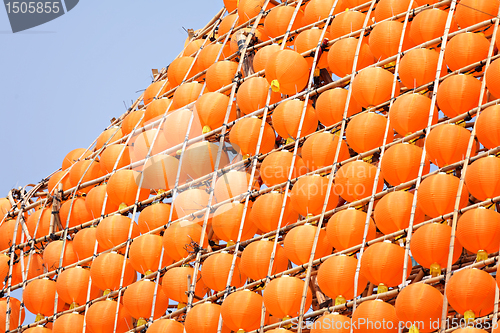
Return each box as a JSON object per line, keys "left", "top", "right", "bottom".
{"left": 129, "top": 234, "right": 172, "bottom": 275}
{"left": 250, "top": 191, "right": 299, "bottom": 232}
{"left": 346, "top": 112, "right": 389, "bottom": 154}
{"left": 301, "top": 132, "right": 349, "bottom": 171}
{"left": 48, "top": 170, "right": 71, "bottom": 193}
{"left": 162, "top": 222, "right": 208, "bottom": 261}
{"left": 328, "top": 38, "right": 375, "bottom": 78}
{"left": 106, "top": 169, "right": 150, "bottom": 209}
{"left": 53, "top": 313, "right": 84, "bottom": 333}
{"left": 201, "top": 252, "right": 247, "bottom": 291}
{"left": 181, "top": 141, "right": 230, "bottom": 180}
{"left": 446, "top": 268, "right": 496, "bottom": 321}
{"left": 185, "top": 302, "right": 231, "bottom": 333}
{"left": 195, "top": 92, "right": 235, "bottom": 133}
{"left": 86, "top": 299, "right": 133, "bottom": 333}
{"left": 409, "top": 8, "right": 457, "bottom": 46}
{"left": 219, "top": 13, "right": 238, "bottom": 36}
{"left": 264, "top": 5, "right": 303, "bottom": 38}
{"left": 183, "top": 39, "right": 204, "bottom": 57}
{"left": 130, "top": 128, "right": 170, "bottom": 162}
{"left": 425, "top": 124, "right": 473, "bottom": 168}
{"left": 68, "top": 160, "right": 103, "bottom": 194}
{"left": 26, "top": 207, "right": 52, "bottom": 239}
{"left": 144, "top": 98, "right": 172, "bottom": 124}
{"left": 329, "top": 10, "right": 366, "bottom": 40}
{"left": 290, "top": 175, "right": 339, "bottom": 217}
{"left": 43, "top": 240, "right": 78, "bottom": 271}
{"left": 85, "top": 184, "right": 119, "bottom": 218}
{"left": 264, "top": 275, "right": 312, "bottom": 319}
{"left": 121, "top": 110, "right": 145, "bottom": 136}
{"left": 137, "top": 202, "right": 176, "bottom": 234}
{"left": 326, "top": 208, "right": 377, "bottom": 251}
{"left": 272, "top": 99, "right": 318, "bottom": 141}
{"left": 395, "top": 283, "right": 443, "bottom": 333}
{"left": 311, "top": 313, "right": 351, "bottom": 333}
{"left": 206, "top": 61, "right": 239, "bottom": 93}
{"left": 476, "top": 105, "right": 500, "bottom": 149}
{"left": 160, "top": 109, "right": 202, "bottom": 149}
{"left": 317, "top": 255, "right": 368, "bottom": 305}
{"left": 352, "top": 67, "right": 400, "bottom": 108}
{"left": 486, "top": 58, "right": 500, "bottom": 98}
{"left": 253, "top": 44, "right": 280, "bottom": 73}
{"left": 284, "top": 224, "right": 332, "bottom": 265}
{"left": 168, "top": 56, "right": 197, "bottom": 87}
{"left": 399, "top": 48, "right": 446, "bottom": 89}
{"left": 140, "top": 154, "right": 184, "bottom": 191}
{"left": 294, "top": 28, "right": 330, "bottom": 69}
{"left": 59, "top": 197, "right": 93, "bottom": 228}
{"left": 213, "top": 202, "right": 257, "bottom": 243}
{"left": 265, "top": 50, "right": 310, "bottom": 96}
{"left": 123, "top": 280, "right": 169, "bottom": 324}
{"left": 214, "top": 170, "right": 259, "bottom": 203}
{"left": 410, "top": 223, "right": 463, "bottom": 276}
{"left": 352, "top": 300, "right": 399, "bottom": 333}
{"left": 236, "top": 77, "right": 281, "bottom": 115}
{"left": 73, "top": 227, "right": 102, "bottom": 261}
{"left": 24, "top": 278, "right": 62, "bottom": 319}
{"left": 0, "top": 298, "right": 24, "bottom": 332}
{"left": 171, "top": 82, "right": 204, "bottom": 109}
{"left": 465, "top": 156, "right": 500, "bottom": 201}
{"left": 417, "top": 173, "right": 470, "bottom": 218}
{"left": 197, "top": 43, "right": 231, "bottom": 73}
{"left": 316, "top": 88, "right": 361, "bottom": 126}
{"left": 0, "top": 219, "right": 22, "bottom": 251}
{"left": 389, "top": 93, "right": 438, "bottom": 136}
{"left": 144, "top": 80, "right": 170, "bottom": 106}
{"left": 381, "top": 143, "right": 429, "bottom": 186}
{"left": 161, "top": 266, "right": 208, "bottom": 304}
{"left": 171, "top": 188, "right": 210, "bottom": 224}
{"left": 148, "top": 319, "right": 184, "bottom": 333}
{"left": 62, "top": 148, "right": 92, "bottom": 170}
{"left": 99, "top": 144, "right": 131, "bottom": 174}
{"left": 96, "top": 215, "right": 140, "bottom": 251}
{"left": 360, "top": 241, "right": 412, "bottom": 293}
{"left": 221, "top": 290, "right": 267, "bottom": 332}
{"left": 56, "top": 266, "right": 99, "bottom": 308}
{"left": 229, "top": 117, "right": 276, "bottom": 157}
{"left": 95, "top": 127, "right": 123, "bottom": 151}
{"left": 436, "top": 74, "right": 482, "bottom": 118}
{"left": 373, "top": 191, "right": 425, "bottom": 235}
{"left": 89, "top": 252, "right": 136, "bottom": 292}
{"left": 444, "top": 32, "right": 490, "bottom": 72}
{"left": 369, "top": 21, "right": 414, "bottom": 61}
{"left": 455, "top": 0, "right": 499, "bottom": 35}
{"left": 260, "top": 151, "right": 308, "bottom": 187}
{"left": 303, "top": 0, "right": 344, "bottom": 26}
{"left": 374, "top": 0, "right": 416, "bottom": 22}
{"left": 335, "top": 161, "right": 384, "bottom": 203}
{"left": 240, "top": 239, "right": 289, "bottom": 280}
{"left": 12, "top": 253, "right": 44, "bottom": 286}
{"left": 457, "top": 207, "right": 500, "bottom": 261}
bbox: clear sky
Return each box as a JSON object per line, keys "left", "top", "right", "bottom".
{"left": 1, "top": 0, "right": 221, "bottom": 324}
{"left": 0, "top": 0, "right": 222, "bottom": 197}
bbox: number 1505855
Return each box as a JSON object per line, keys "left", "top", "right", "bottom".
{"left": 5, "top": 2, "right": 60, "bottom": 14}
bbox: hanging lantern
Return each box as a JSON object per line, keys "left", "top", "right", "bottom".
{"left": 148, "top": 319, "right": 184, "bottom": 333}
{"left": 138, "top": 202, "right": 176, "bottom": 234}
{"left": 417, "top": 173, "right": 469, "bottom": 218}
{"left": 395, "top": 283, "right": 443, "bottom": 333}
{"left": 316, "top": 88, "right": 362, "bottom": 127}
{"left": 130, "top": 128, "right": 171, "bottom": 164}
{"left": 328, "top": 38, "right": 375, "bottom": 78}
{"left": 329, "top": 10, "right": 366, "bottom": 40}
{"left": 317, "top": 255, "right": 368, "bottom": 305}
{"left": 26, "top": 207, "right": 52, "bottom": 239}
{"left": 250, "top": 191, "right": 299, "bottom": 232}
{"left": 399, "top": 48, "right": 446, "bottom": 89}
{"left": 221, "top": 289, "right": 267, "bottom": 332}
{"left": 229, "top": 117, "right": 276, "bottom": 157}
{"left": 253, "top": 44, "right": 280, "bottom": 73}
{"left": 389, "top": 93, "right": 438, "bottom": 136}
{"left": 48, "top": 170, "right": 71, "bottom": 193}
{"left": 59, "top": 197, "right": 92, "bottom": 228}
{"left": 236, "top": 77, "right": 281, "bottom": 115}
{"left": 181, "top": 141, "right": 230, "bottom": 180}
{"left": 465, "top": 156, "right": 500, "bottom": 201}
{"left": 486, "top": 58, "right": 500, "bottom": 98}
{"left": 260, "top": 151, "right": 308, "bottom": 187}
{"left": 369, "top": 21, "right": 414, "bottom": 61}
{"left": 62, "top": 148, "right": 92, "bottom": 170}
{"left": 409, "top": 8, "right": 457, "bottom": 46}
{"left": 212, "top": 202, "right": 257, "bottom": 243}
{"left": 24, "top": 278, "right": 63, "bottom": 321}
{"left": 183, "top": 39, "right": 204, "bottom": 57}
{"left": 446, "top": 268, "right": 496, "bottom": 322}
{"left": 206, "top": 61, "right": 240, "bottom": 93}
{"left": 0, "top": 218, "right": 22, "bottom": 251}
{"left": 457, "top": 207, "right": 500, "bottom": 262}
{"left": 185, "top": 302, "right": 231, "bottom": 333}
{"left": 373, "top": 191, "right": 425, "bottom": 235}
{"left": 374, "top": 0, "right": 416, "bottom": 22}
{"left": 425, "top": 124, "right": 474, "bottom": 168}
{"left": 95, "top": 127, "right": 123, "bottom": 151}
{"left": 123, "top": 280, "right": 170, "bottom": 325}
{"left": 96, "top": 214, "right": 140, "bottom": 251}
{"left": 73, "top": 227, "right": 103, "bottom": 262}
{"left": 99, "top": 144, "right": 131, "bottom": 175}
{"left": 168, "top": 56, "right": 197, "bottom": 88}
{"left": 303, "top": 0, "right": 345, "bottom": 26}
{"left": 68, "top": 160, "right": 103, "bottom": 194}
{"left": 85, "top": 184, "right": 119, "bottom": 218}
{"left": 352, "top": 300, "right": 399, "bottom": 333}
{"left": 86, "top": 299, "right": 133, "bottom": 333}
{"left": 360, "top": 241, "right": 412, "bottom": 293}
{"left": 171, "top": 82, "right": 204, "bottom": 109}
{"left": 294, "top": 28, "right": 330, "bottom": 69}
{"left": 346, "top": 112, "right": 389, "bottom": 154}
{"left": 172, "top": 188, "right": 211, "bottom": 224}
{"left": 162, "top": 222, "right": 208, "bottom": 261}
{"left": 144, "top": 98, "right": 172, "bottom": 124}
{"left": 326, "top": 208, "right": 377, "bottom": 251}
{"left": 444, "top": 32, "right": 490, "bottom": 72}
{"left": 283, "top": 224, "right": 332, "bottom": 265}
{"left": 43, "top": 240, "right": 78, "bottom": 271}
{"left": 56, "top": 266, "right": 99, "bottom": 309}
{"left": 301, "top": 132, "right": 350, "bottom": 171}
{"left": 201, "top": 252, "right": 247, "bottom": 291}
{"left": 311, "top": 313, "right": 351, "bottom": 333}
{"left": 455, "top": 0, "right": 499, "bottom": 35}
{"left": 161, "top": 266, "right": 208, "bottom": 304}
{"left": 195, "top": 92, "right": 236, "bottom": 134}
{"left": 12, "top": 253, "right": 45, "bottom": 286}
{"left": 0, "top": 298, "right": 24, "bottom": 332}
{"left": 476, "top": 105, "right": 500, "bottom": 149}
{"left": 290, "top": 175, "right": 339, "bottom": 217}
{"left": 144, "top": 80, "right": 171, "bottom": 106}
{"left": 214, "top": 170, "right": 259, "bottom": 203}
{"left": 53, "top": 312, "right": 84, "bottom": 333}
{"left": 129, "top": 234, "right": 173, "bottom": 275}
{"left": 240, "top": 239, "right": 289, "bottom": 280}
{"left": 436, "top": 74, "right": 482, "bottom": 118}
{"left": 265, "top": 50, "right": 310, "bottom": 96}
{"left": 197, "top": 43, "right": 231, "bottom": 73}
{"left": 121, "top": 110, "right": 145, "bottom": 136}
{"left": 380, "top": 143, "right": 429, "bottom": 186}
{"left": 141, "top": 154, "right": 184, "bottom": 191}
{"left": 89, "top": 252, "right": 136, "bottom": 293}
{"left": 410, "top": 223, "right": 463, "bottom": 277}
{"left": 335, "top": 161, "right": 384, "bottom": 203}
{"left": 352, "top": 67, "right": 400, "bottom": 108}
{"left": 107, "top": 169, "right": 150, "bottom": 209}
{"left": 219, "top": 13, "right": 238, "bottom": 36}
{"left": 263, "top": 275, "right": 312, "bottom": 320}
{"left": 264, "top": 5, "right": 304, "bottom": 38}
{"left": 272, "top": 99, "right": 318, "bottom": 142}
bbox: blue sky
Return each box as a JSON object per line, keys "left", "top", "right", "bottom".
{"left": 1, "top": 0, "right": 221, "bottom": 324}
{"left": 0, "top": 0, "right": 221, "bottom": 196}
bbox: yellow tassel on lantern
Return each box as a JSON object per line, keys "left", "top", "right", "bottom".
{"left": 202, "top": 125, "right": 212, "bottom": 134}
{"left": 69, "top": 302, "right": 78, "bottom": 310}
{"left": 476, "top": 250, "right": 488, "bottom": 262}
{"left": 282, "top": 315, "right": 292, "bottom": 329}
{"left": 145, "top": 270, "right": 153, "bottom": 276}
{"left": 409, "top": 324, "right": 420, "bottom": 333}
{"left": 271, "top": 79, "right": 280, "bottom": 93}
{"left": 103, "top": 289, "right": 111, "bottom": 296}
{"left": 137, "top": 318, "right": 147, "bottom": 327}
{"left": 430, "top": 262, "right": 441, "bottom": 277}
{"left": 119, "top": 203, "right": 128, "bottom": 210}
{"left": 177, "top": 303, "right": 186, "bottom": 309}
{"left": 285, "top": 137, "right": 295, "bottom": 145}
{"left": 335, "top": 295, "right": 346, "bottom": 305}
{"left": 35, "top": 314, "right": 45, "bottom": 322}
{"left": 464, "top": 310, "right": 475, "bottom": 325}
{"left": 377, "top": 283, "right": 388, "bottom": 294}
